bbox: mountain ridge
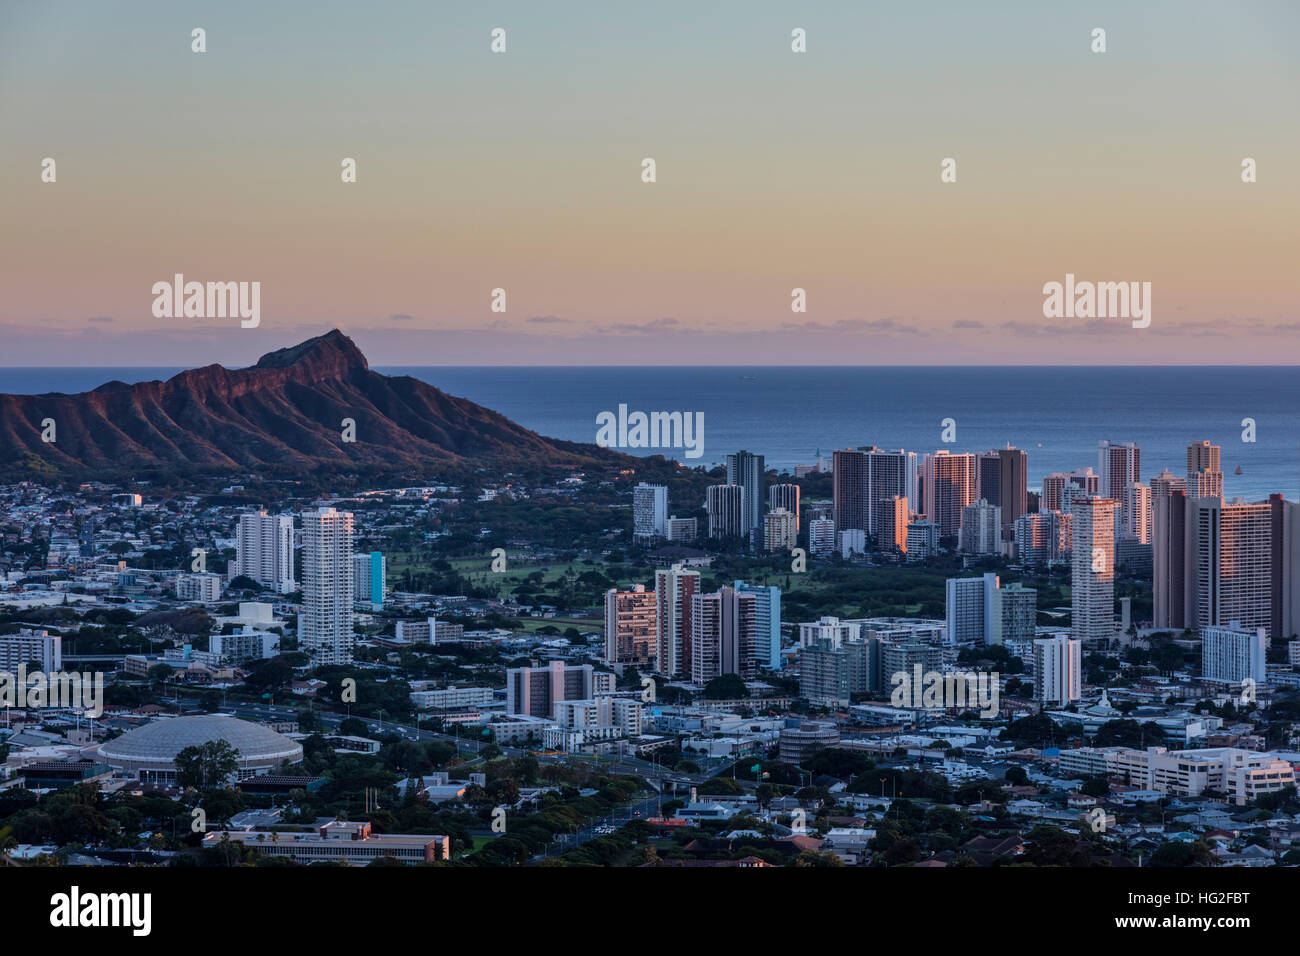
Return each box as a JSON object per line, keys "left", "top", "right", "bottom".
{"left": 0, "top": 330, "right": 629, "bottom": 479}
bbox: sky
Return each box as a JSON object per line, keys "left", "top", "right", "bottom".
{"left": 1, "top": 0, "right": 1298, "bottom": 366}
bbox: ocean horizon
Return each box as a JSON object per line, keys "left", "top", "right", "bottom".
{"left": 2, "top": 365, "right": 1296, "bottom": 499}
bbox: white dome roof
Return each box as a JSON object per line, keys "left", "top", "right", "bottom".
{"left": 101, "top": 714, "right": 302, "bottom": 766}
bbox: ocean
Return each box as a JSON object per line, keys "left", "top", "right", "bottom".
{"left": 2, "top": 365, "right": 1297, "bottom": 500}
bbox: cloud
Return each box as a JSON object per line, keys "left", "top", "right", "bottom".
{"left": 87, "top": 315, "right": 115, "bottom": 324}
{"left": 526, "top": 315, "right": 571, "bottom": 325}
{"left": 388, "top": 313, "right": 414, "bottom": 322}
{"left": 953, "top": 319, "right": 984, "bottom": 329}
{"left": 780, "top": 318, "right": 924, "bottom": 335}
{"left": 594, "top": 317, "right": 682, "bottom": 334}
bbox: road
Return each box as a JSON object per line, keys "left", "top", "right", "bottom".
{"left": 179, "top": 694, "right": 732, "bottom": 789}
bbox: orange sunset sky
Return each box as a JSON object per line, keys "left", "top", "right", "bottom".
{"left": 2, "top": 0, "right": 1297, "bottom": 366}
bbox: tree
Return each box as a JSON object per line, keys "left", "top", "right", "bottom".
{"left": 148, "top": 663, "right": 176, "bottom": 683}
{"left": 1149, "top": 840, "right": 1216, "bottom": 867}
{"left": 175, "top": 740, "right": 241, "bottom": 790}
{"left": 703, "top": 673, "right": 749, "bottom": 700}
{"left": 338, "top": 717, "right": 370, "bottom": 737}
{"left": 1080, "top": 775, "right": 1111, "bottom": 798}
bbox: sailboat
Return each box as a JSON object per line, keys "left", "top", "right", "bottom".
{"left": 1234, "top": 465, "right": 1243, "bottom": 475}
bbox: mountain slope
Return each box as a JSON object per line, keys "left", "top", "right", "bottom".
{"left": 0, "top": 330, "right": 626, "bottom": 479}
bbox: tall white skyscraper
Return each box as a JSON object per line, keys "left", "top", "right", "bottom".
{"left": 1072, "top": 497, "right": 1116, "bottom": 642}
{"left": 301, "top": 507, "right": 355, "bottom": 665}
{"left": 633, "top": 483, "right": 669, "bottom": 542}
{"left": 945, "top": 572, "right": 1000, "bottom": 645}
{"left": 233, "top": 511, "right": 295, "bottom": 593}
{"left": 1033, "top": 636, "right": 1081, "bottom": 705}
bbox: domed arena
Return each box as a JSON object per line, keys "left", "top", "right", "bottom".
{"left": 99, "top": 714, "right": 303, "bottom": 785}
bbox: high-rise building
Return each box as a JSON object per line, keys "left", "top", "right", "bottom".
{"left": 734, "top": 580, "right": 782, "bottom": 671}
{"left": 960, "top": 499, "right": 1002, "bottom": 554}
{"left": 1071, "top": 497, "right": 1117, "bottom": 643}
{"left": 1099, "top": 441, "right": 1141, "bottom": 532}
{"left": 1098, "top": 441, "right": 1141, "bottom": 501}
{"left": 878, "top": 495, "right": 909, "bottom": 554}
{"left": 1157, "top": 492, "right": 1300, "bottom": 641}
{"left": 1192, "top": 497, "right": 1273, "bottom": 636}
{"left": 726, "top": 450, "right": 765, "bottom": 537}
{"left": 690, "top": 586, "right": 760, "bottom": 684}
{"left": 923, "top": 451, "right": 976, "bottom": 539}
{"left": 832, "top": 449, "right": 870, "bottom": 538}
{"left": 1201, "top": 622, "right": 1266, "bottom": 684}
{"left": 764, "top": 508, "right": 798, "bottom": 552}
{"left": 1124, "top": 481, "right": 1152, "bottom": 543}
{"left": 945, "top": 573, "right": 1000, "bottom": 645}
{"left": 1153, "top": 488, "right": 1189, "bottom": 630}
{"left": 233, "top": 510, "right": 296, "bottom": 594}
{"left": 301, "top": 507, "right": 355, "bottom": 665}
{"left": 880, "top": 642, "right": 943, "bottom": 690}
{"left": 976, "top": 445, "right": 1028, "bottom": 533}
{"left": 604, "top": 584, "right": 658, "bottom": 667}
{"left": 506, "top": 661, "right": 609, "bottom": 718}
{"left": 1033, "top": 636, "right": 1081, "bottom": 705}
{"left": 706, "top": 484, "right": 746, "bottom": 539}
{"left": 799, "top": 640, "right": 852, "bottom": 706}
{"left": 808, "top": 517, "right": 835, "bottom": 556}
{"left": 1187, "top": 440, "right": 1224, "bottom": 499}
{"left": 352, "top": 551, "right": 386, "bottom": 607}
{"left": 654, "top": 565, "right": 699, "bottom": 677}
{"left": 1040, "top": 474, "right": 1070, "bottom": 513}
{"left": 990, "top": 583, "right": 1037, "bottom": 645}
{"left": 866, "top": 448, "right": 919, "bottom": 538}
{"left": 633, "top": 483, "right": 669, "bottom": 542}
{"left": 1014, "top": 511, "right": 1070, "bottom": 567}
{"left": 768, "top": 484, "right": 800, "bottom": 531}
{"left": 833, "top": 447, "right": 918, "bottom": 542}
